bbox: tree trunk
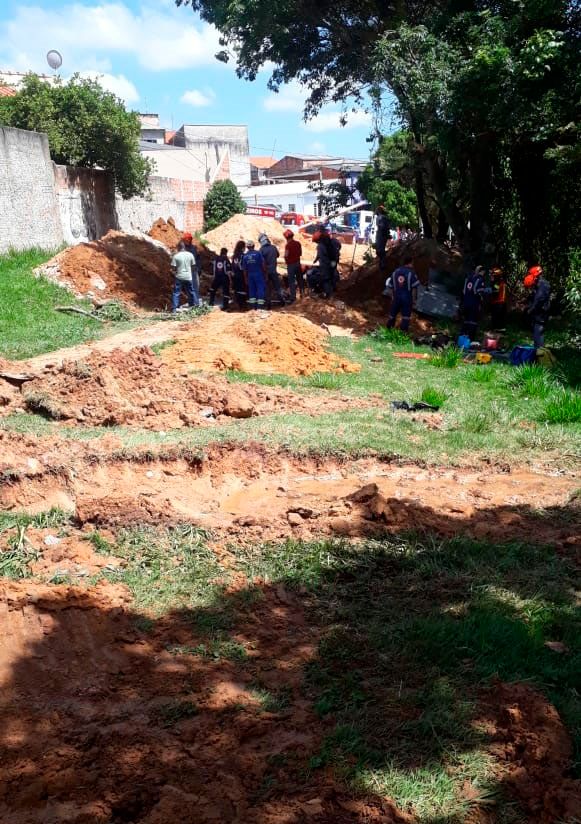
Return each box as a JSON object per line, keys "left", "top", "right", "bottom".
{"left": 414, "top": 170, "right": 433, "bottom": 238}
{"left": 436, "top": 208, "right": 448, "bottom": 242}
{"left": 422, "top": 149, "right": 471, "bottom": 252}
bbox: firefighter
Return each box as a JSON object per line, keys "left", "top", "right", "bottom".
{"left": 258, "top": 233, "right": 284, "bottom": 308}
{"left": 461, "top": 265, "right": 487, "bottom": 339}
{"left": 385, "top": 255, "right": 420, "bottom": 331}
{"left": 242, "top": 240, "right": 266, "bottom": 309}
{"left": 524, "top": 265, "right": 551, "bottom": 348}
{"left": 209, "top": 247, "right": 231, "bottom": 311}
{"left": 490, "top": 266, "right": 507, "bottom": 329}
{"left": 231, "top": 240, "right": 247, "bottom": 309}
{"left": 312, "top": 227, "right": 336, "bottom": 298}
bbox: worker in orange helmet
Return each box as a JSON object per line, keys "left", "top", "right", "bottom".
{"left": 523, "top": 265, "right": 551, "bottom": 349}
{"left": 490, "top": 266, "right": 507, "bottom": 330}
{"left": 283, "top": 228, "right": 303, "bottom": 302}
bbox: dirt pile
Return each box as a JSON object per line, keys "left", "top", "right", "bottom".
{"left": 35, "top": 230, "right": 173, "bottom": 310}
{"left": 481, "top": 682, "right": 581, "bottom": 822}
{"left": 161, "top": 311, "right": 360, "bottom": 376}
{"left": 340, "top": 238, "right": 464, "bottom": 307}
{"left": 203, "top": 215, "right": 286, "bottom": 254}
{"left": 21, "top": 346, "right": 368, "bottom": 428}
{"left": 147, "top": 217, "right": 183, "bottom": 249}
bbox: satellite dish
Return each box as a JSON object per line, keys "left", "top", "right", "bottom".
{"left": 46, "top": 50, "right": 63, "bottom": 71}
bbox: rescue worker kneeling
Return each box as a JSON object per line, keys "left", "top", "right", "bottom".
{"left": 385, "top": 256, "right": 420, "bottom": 332}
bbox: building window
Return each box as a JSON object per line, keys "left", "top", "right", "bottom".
{"left": 288, "top": 203, "right": 296, "bottom": 212}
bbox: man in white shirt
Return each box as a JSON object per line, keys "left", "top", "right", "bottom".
{"left": 170, "top": 241, "right": 199, "bottom": 312}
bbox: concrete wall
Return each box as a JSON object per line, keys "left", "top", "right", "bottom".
{"left": 174, "top": 125, "right": 250, "bottom": 187}
{"left": 0, "top": 126, "right": 64, "bottom": 252}
{"left": 0, "top": 126, "right": 214, "bottom": 251}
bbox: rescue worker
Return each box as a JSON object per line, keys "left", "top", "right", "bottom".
{"left": 524, "top": 265, "right": 551, "bottom": 348}
{"left": 182, "top": 232, "right": 200, "bottom": 279}
{"left": 461, "top": 265, "right": 486, "bottom": 339}
{"left": 283, "top": 229, "right": 303, "bottom": 302}
{"left": 374, "top": 205, "right": 389, "bottom": 272}
{"left": 385, "top": 255, "right": 420, "bottom": 331}
{"left": 231, "top": 240, "right": 247, "bottom": 309}
{"left": 490, "top": 266, "right": 507, "bottom": 329}
{"left": 170, "top": 241, "right": 198, "bottom": 312}
{"left": 312, "top": 226, "right": 336, "bottom": 298}
{"left": 259, "top": 233, "right": 284, "bottom": 308}
{"left": 242, "top": 240, "right": 266, "bottom": 309}
{"left": 331, "top": 235, "right": 342, "bottom": 291}
{"left": 209, "top": 247, "right": 231, "bottom": 311}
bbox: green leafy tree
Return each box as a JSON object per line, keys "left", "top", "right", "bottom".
{"left": 0, "top": 74, "right": 153, "bottom": 199}
{"left": 361, "top": 179, "right": 418, "bottom": 229}
{"left": 203, "top": 179, "right": 246, "bottom": 230}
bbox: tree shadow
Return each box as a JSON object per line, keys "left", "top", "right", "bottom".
{"left": 0, "top": 496, "right": 579, "bottom": 823}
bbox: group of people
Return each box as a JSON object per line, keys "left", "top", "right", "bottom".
{"left": 384, "top": 254, "right": 551, "bottom": 348}
{"left": 170, "top": 224, "right": 343, "bottom": 312}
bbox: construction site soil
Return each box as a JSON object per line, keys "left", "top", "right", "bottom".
{"left": 17, "top": 347, "right": 373, "bottom": 428}
{"left": 160, "top": 312, "right": 361, "bottom": 376}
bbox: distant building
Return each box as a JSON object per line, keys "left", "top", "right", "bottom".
{"left": 0, "top": 70, "right": 58, "bottom": 91}
{"left": 138, "top": 113, "right": 166, "bottom": 145}
{"left": 239, "top": 180, "right": 333, "bottom": 218}
{"left": 250, "top": 156, "right": 277, "bottom": 185}
{"left": 172, "top": 124, "right": 251, "bottom": 187}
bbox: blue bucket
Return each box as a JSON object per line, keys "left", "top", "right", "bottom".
{"left": 457, "top": 335, "right": 471, "bottom": 350}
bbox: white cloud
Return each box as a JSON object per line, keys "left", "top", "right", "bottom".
{"left": 77, "top": 70, "right": 139, "bottom": 104}
{"left": 181, "top": 88, "right": 215, "bottom": 107}
{"left": 303, "top": 110, "right": 372, "bottom": 133}
{"left": 263, "top": 83, "right": 304, "bottom": 113}
{"left": 0, "top": 2, "right": 222, "bottom": 74}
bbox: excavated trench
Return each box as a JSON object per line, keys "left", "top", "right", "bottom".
{"left": 1, "top": 442, "right": 579, "bottom": 548}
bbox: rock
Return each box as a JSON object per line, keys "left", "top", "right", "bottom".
{"left": 287, "top": 512, "right": 304, "bottom": 526}
{"left": 223, "top": 389, "right": 255, "bottom": 419}
{"left": 368, "top": 493, "right": 390, "bottom": 520}
{"left": 290, "top": 507, "right": 317, "bottom": 519}
{"left": 347, "top": 482, "right": 379, "bottom": 503}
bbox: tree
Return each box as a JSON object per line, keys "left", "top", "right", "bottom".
{"left": 0, "top": 74, "right": 153, "bottom": 199}
{"left": 204, "top": 180, "right": 246, "bottom": 230}
{"left": 179, "top": 0, "right": 579, "bottom": 290}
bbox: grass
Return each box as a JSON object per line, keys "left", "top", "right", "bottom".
{"left": 541, "top": 390, "right": 581, "bottom": 423}
{"left": 421, "top": 386, "right": 448, "bottom": 407}
{"left": 0, "top": 509, "right": 71, "bottom": 579}
{"left": 429, "top": 345, "right": 464, "bottom": 369}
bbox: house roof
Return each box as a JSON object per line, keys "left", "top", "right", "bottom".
{"left": 0, "top": 86, "right": 17, "bottom": 97}
{"left": 250, "top": 156, "right": 277, "bottom": 169}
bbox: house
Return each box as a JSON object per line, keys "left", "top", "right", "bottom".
{"left": 172, "top": 124, "right": 251, "bottom": 187}
{"left": 250, "top": 156, "right": 277, "bottom": 185}
{"left": 239, "top": 180, "right": 329, "bottom": 218}
{"left": 138, "top": 113, "right": 167, "bottom": 145}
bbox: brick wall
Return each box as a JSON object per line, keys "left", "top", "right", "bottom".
{"left": 0, "top": 126, "right": 64, "bottom": 252}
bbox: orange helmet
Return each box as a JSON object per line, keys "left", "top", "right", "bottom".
{"left": 524, "top": 265, "right": 542, "bottom": 288}
{"left": 491, "top": 267, "right": 503, "bottom": 277}
{"left": 182, "top": 232, "right": 193, "bottom": 243}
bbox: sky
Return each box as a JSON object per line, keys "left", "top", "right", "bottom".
{"left": 0, "top": 0, "right": 388, "bottom": 162}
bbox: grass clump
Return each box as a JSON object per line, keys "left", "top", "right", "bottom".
{"left": 421, "top": 386, "right": 448, "bottom": 407}
{"left": 429, "top": 346, "right": 463, "bottom": 369}
{"left": 168, "top": 636, "right": 248, "bottom": 663}
{"left": 304, "top": 371, "right": 347, "bottom": 390}
{"left": 541, "top": 390, "right": 581, "bottom": 424}
{"left": 507, "top": 364, "right": 561, "bottom": 399}
{"left": 372, "top": 326, "right": 410, "bottom": 346}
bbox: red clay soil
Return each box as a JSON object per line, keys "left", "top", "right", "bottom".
{"left": 147, "top": 217, "right": 183, "bottom": 249}
{"left": 19, "top": 346, "right": 374, "bottom": 428}
{"left": 479, "top": 681, "right": 581, "bottom": 822}
{"left": 0, "top": 576, "right": 412, "bottom": 824}
{"left": 161, "top": 311, "right": 361, "bottom": 376}
{"left": 1, "top": 439, "right": 578, "bottom": 552}
{"left": 35, "top": 230, "right": 174, "bottom": 310}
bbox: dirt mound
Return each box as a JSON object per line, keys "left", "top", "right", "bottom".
{"left": 203, "top": 215, "right": 286, "bottom": 254}
{"left": 340, "top": 238, "right": 464, "bottom": 306}
{"left": 161, "top": 311, "right": 360, "bottom": 376}
{"left": 147, "top": 217, "right": 183, "bottom": 249}
{"left": 36, "top": 230, "right": 174, "bottom": 310}
{"left": 21, "top": 346, "right": 368, "bottom": 428}
{"left": 481, "top": 681, "right": 581, "bottom": 822}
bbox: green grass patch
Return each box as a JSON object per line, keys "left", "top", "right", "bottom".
{"left": 421, "top": 386, "right": 448, "bottom": 407}
{"left": 506, "top": 364, "right": 562, "bottom": 399}
{"left": 541, "top": 389, "right": 581, "bottom": 424}
{"left": 0, "top": 248, "right": 118, "bottom": 359}
{"left": 429, "top": 345, "right": 463, "bottom": 369}
{"left": 168, "top": 636, "right": 248, "bottom": 663}
{"left": 371, "top": 326, "right": 411, "bottom": 346}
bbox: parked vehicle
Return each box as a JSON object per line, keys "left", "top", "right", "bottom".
{"left": 280, "top": 211, "right": 306, "bottom": 227}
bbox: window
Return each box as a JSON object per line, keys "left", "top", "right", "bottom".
{"left": 288, "top": 203, "right": 296, "bottom": 212}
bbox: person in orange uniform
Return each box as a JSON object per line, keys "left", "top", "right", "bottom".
{"left": 490, "top": 266, "right": 507, "bottom": 329}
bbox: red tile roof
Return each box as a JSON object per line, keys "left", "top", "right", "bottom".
{"left": 0, "top": 86, "right": 17, "bottom": 97}
{"left": 250, "top": 156, "right": 277, "bottom": 169}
